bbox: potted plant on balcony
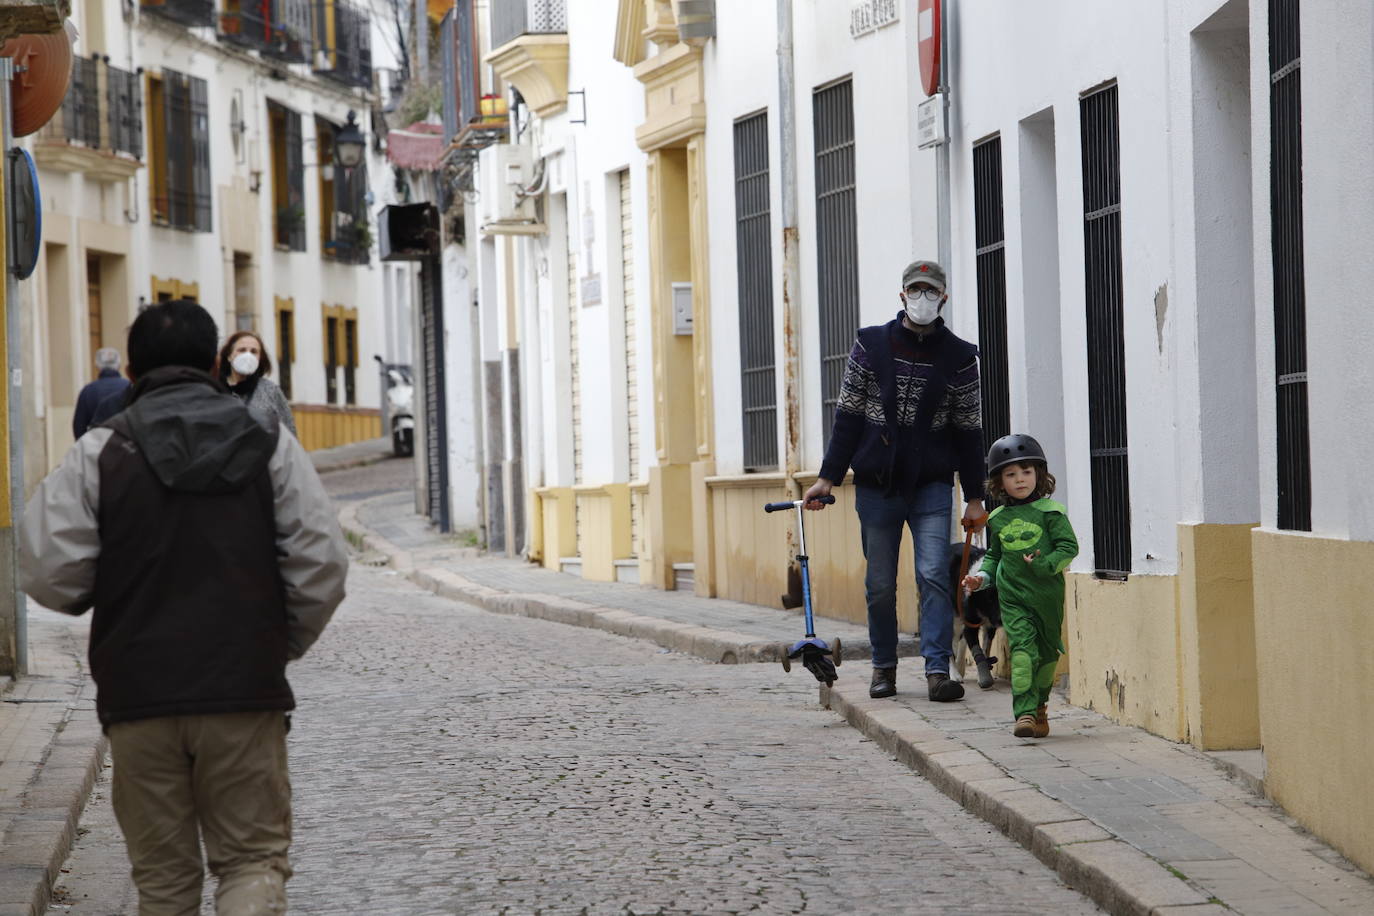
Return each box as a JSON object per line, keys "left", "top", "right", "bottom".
{"left": 276, "top": 203, "right": 305, "bottom": 238}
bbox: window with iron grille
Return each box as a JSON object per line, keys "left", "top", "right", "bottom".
{"left": 1269, "top": 0, "right": 1311, "bottom": 530}
{"left": 344, "top": 318, "right": 357, "bottom": 405}
{"left": 106, "top": 64, "right": 143, "bottom": 158}
{"left": 334, "top": 157, "right": 370, "bottom": 265}
{"left": 278, "top": 308, "right": 294, "bottom": 400}
{"left": 325, "top": 315, "right": 339, "bottom": 404}
{"left": 1080, "top": 82, "right": 1131, "bottom": 579}
{"left": 269, "top": 103, "right": 306, "bottom": 251}
{"left": 734, "top": 111, "right": 778, "bottom": 471}
{"left": 150, "top": 69, "right": 211, "bottom": 233}
{"left": 813, "top": 78, "right": 859, "bottom": 443}
{"left": 62, "top": 57, "right": 100, "bottom": 148}
{"left": 313, "top": 0, "right": 372, "bottom": 90}
{"left": 973, "top": 135, "right": 1010, "bottom": 456}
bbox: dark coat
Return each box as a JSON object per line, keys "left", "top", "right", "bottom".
{"left": 73, "top": 369, "right": 130, "bottom": 438}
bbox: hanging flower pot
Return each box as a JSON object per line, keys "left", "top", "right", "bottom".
{"left": 0, "top": 21, "right": 74, "bottom": 137}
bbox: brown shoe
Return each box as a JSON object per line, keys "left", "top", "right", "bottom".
{"left": 1032, "top": 705, "right": 1050, "bottom": 738}
{"left": 1013, "top": 714, "right": 1037, "bottom": 738}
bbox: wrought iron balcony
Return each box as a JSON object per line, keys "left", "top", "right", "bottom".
{"left": 218, "top": 1, "right": 274, "bottom": 53}
{"left": 490, "top": 0, "right": 566, "bottom": 51}
{"left": 140, "top": 0, "right": 214, "bottom": 28}
{"left": 313, "top": 0, "right": 371, "bottom": 89}
{"left": 39, "top": 57, "right": 143, "bottom": 164}
{"left": 218, "top": 0, "right": 311, "bottom": 62}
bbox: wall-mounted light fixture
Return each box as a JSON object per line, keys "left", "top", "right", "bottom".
{"left": 334, "top": 110, "right": 365, "bottom": 169}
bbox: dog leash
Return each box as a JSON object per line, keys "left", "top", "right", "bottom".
{"left": 955, "top": 519, "right": 977, "bottom": 621}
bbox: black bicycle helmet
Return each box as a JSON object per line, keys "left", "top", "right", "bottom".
{"left": 987, "top": 433, "right": 1046, "bottom": 474}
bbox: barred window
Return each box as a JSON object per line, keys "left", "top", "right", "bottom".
{"left": 813, "top": 78, "right": 859, "bottom": 443}
{"left": 1080, "top": 82, "right": 1131, "bottom": 579}
{"left": 1269, "top": 0, "right": 1311, "bottom": 530}
{"left": 149, "top": 69, "right": 211, "bottom": 232}
{"left": 734, "top": 111, "right": 778, "bottom": 471}
{"left": 973, "top": 135, "right": 1010, "bottom": 454}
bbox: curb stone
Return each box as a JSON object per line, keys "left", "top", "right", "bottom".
{"left": 821, "top": 680, "right": 1212, "bottom": 916}
{"left": 337, "top": 495, "right": 908, "bottom": 666}
{"left": 0, "top": 668, "right": 107, "bottom": 915}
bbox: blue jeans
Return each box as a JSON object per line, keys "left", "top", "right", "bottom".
{"left": 855, "top": 482, "right": 954, "bottom": 673}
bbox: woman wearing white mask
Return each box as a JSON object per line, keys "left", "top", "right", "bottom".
{"left": 217, "top": 331, "right": 298, "bottom": 437}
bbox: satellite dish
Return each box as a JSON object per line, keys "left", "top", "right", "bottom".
{"left": 8, "top": 147, "right": 41, "bottom": 281}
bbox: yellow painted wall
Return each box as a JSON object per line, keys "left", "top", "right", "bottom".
{"left": 538, "top": 487, "right": 576, "bottom": 572}
{"left": 704, "top": 475, "right": 919, "bottom": 631}
{"left": 1178, "top": 523, "right": 1260, "bottom": 749}
{"left": 1253, "top": 529, "right": 1374, "bottom": 874}
{"left": 1066, "top": 573, "right": 1183, "bottom": 740}
{"left": 709, "top": 479, "right": 792, "bottom": 609}
{"left": 292, "top": 405, "right": 381, "bottom": 451}
{"left": 576, "top": 485, "right": 631, "bottom": 582}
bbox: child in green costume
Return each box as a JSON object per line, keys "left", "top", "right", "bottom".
{"left": 962, "top": 434, "right": 1078, "bottom": 738}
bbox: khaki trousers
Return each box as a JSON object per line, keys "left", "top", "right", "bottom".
{"left": 108, "top": 711, "right": 293, "bottom": 916}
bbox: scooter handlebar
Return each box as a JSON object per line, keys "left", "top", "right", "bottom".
{"left": 764, "top": 495, "right": 835, "bottom": 512}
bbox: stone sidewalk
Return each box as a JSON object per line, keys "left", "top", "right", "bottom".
{"left": 0, "top": 609, "right": 103, "bottom": 916}
{"left": 344, "top": 489, "right": 1374, "bottom": 916}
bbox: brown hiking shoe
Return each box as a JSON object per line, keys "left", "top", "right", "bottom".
{"left": 1013, "top": 714, "right": 1038, "bottom": 738}
{"left": 1032, "top": 705, "right": 1050, "bottom": 738}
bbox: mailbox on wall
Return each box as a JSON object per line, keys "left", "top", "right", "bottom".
{"left": 671, "top": 282, "right": 693, "bottom": 335}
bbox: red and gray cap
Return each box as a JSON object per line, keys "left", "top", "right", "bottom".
{"left": 902, "top": 259, "right": 946, "bottom": 292}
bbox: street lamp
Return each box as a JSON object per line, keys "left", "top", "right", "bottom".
{"left": 335, "top": 110, "right": 365, "bottom": 168}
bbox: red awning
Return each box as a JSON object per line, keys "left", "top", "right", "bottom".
{"left": 386, "top": 122, "right": 444, "bottom": 171}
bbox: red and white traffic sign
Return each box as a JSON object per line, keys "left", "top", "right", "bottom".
{"left": 918, "top": 0, "right": 941, "bottom": 97}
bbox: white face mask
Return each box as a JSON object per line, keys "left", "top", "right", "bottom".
{"left": 904, "top": 294, "right": 942, "bottom": 326}
{"left": 230, "top": 352, "right": 260, "bottom": 377}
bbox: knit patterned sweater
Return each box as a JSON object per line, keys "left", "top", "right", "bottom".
{"left": 818, "top": 314, "right": 986, "bottom": 501}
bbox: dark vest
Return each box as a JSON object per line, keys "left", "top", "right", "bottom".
{"left": 89, "top": 370, "right": 291, "bottom": 728}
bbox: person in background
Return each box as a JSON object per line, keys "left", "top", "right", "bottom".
{"left": 218, "top": 330, "right": 298, "bottom": 438}
{"left": 72, "top": 347, "right": 130, "bottom": 438}
{"left": 20, "top": 299, "right": 347, "bottom": 914}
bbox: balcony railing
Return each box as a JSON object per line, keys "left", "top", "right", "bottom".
{"left": 42, "top": 57, "right": 143, "bottom": 160}
{"left": 490, "top": 0, "right": 566, "bottom": 51}
{"left": 218, "top": 1, "right": 274, "bottom": 53}
{"left": 140, "top": 0, "right": 214, "bottom": 28}
{"left": 313, "top": 0, "right": 371, "bottom": 89}
{"left": 219, "top": 0, "right": 311, "bottom": 62}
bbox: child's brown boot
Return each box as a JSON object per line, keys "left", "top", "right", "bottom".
{"left": 1032, "top": 705, "right": 1050, "bottom": 738}
{"left": 1013, "top": 714, "right": 1037, "bottom": 738}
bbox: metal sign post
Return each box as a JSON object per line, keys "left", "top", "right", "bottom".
{"left": 0, "top": 55, "right": 25, "bottom": 675}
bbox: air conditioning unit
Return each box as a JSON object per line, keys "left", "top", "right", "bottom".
{"left": 478, "top": 144, "right": 544, "bottom": 235}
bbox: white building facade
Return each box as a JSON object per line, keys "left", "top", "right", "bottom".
{"left": 24, "top": 0, "right": 388, "bottom": 484}
{"left": 446, "top": 0, "right": 1374, "bottom": 873}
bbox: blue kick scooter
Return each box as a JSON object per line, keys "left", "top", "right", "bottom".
{"left": 763, "top": 495, "right": 841, "bottom": 686}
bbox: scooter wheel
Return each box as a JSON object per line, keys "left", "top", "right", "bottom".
{"left": 781, "top": 654, "right": 791, "bottom": 673}
{"left": 832, "top": 637, "right": 842, "bottom": 667}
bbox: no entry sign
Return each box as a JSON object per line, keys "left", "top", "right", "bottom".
{"left": 918, "top": 0, "right": 941, "bottom": 97}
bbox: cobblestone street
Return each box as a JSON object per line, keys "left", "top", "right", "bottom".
{"left": 45, "top": 458, "right": 1099, "bottom": 915}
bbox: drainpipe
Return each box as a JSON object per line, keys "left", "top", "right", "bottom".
{"left": 777, "top": 0, "right": 801, "bottom": 497}
{"left": 935, "top": 0, "right": 952, "bottom": 285}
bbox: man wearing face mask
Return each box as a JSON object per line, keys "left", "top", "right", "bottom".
{"left": 803, "top": 260, "right": 988, "bottom": 702}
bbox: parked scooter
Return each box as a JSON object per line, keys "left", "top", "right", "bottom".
{"left": 386, "top": 367, "right": 414, "bottom": 457}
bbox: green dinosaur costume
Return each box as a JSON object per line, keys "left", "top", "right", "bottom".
{"left": 975, "top": 499, "right": 1079, "bottom": 719}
